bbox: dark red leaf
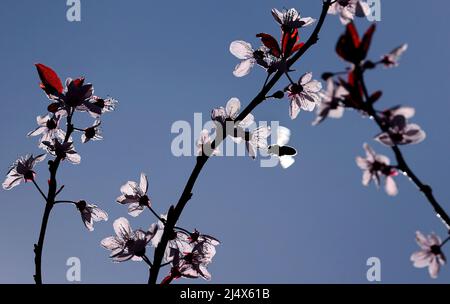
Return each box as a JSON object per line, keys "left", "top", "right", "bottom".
{"left": 35, "top": 63, "right": 63, "bottom": 95}
{"left": 336, "top": 24, "right": 361, "bottom": 63}
{"left": 361, "top": 24, "right": 376, "bottom": 60}
{"left": 369, "top": 91, "right": 382, "bottom": 104}
{"left": 281, "top": 29, "right": 299, "bottom": 57}
{"left": 347, "top": 22, "right": 361, "bottom": 48}
{"left": 292, "top": 42, "right": 305, "bottom": 53}
{"left": 256, "top": 33, "right": 281, "bottom": 58}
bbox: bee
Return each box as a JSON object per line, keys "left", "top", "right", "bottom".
{"left": 267, "top": 126, "right": 297, "bottom": 169}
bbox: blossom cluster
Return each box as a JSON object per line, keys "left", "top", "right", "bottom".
{"left": 102, "top": 173, "right": 220, "bottom": 282}
{"left": 3, "top": 63, "right": 116, "bottom": 231}
{"left": 318, "top": 19, "right": 447, "bottom": 279}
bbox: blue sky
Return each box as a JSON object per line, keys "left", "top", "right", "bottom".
{"left": 0, "top": 0, "right": 449, "bottom": 283}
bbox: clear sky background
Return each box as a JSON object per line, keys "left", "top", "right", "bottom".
{"left": 0, "top": 0, "right": 449, "bottom": 284}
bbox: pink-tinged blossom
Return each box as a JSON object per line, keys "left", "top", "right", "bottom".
{"left": 286, "top": 72, "right": 322, "bottom": 119}
{"left": 81, "top": 120, "right": 103, "bottom": 143}
{"left": 116, "top": 173, "right": 151, "bottom": 217}
{"left": 182, "top": 229, "right": 221, "bottom": 246}
{"left": 411, "top": 231, "right": 446, "bottom": 279}
{"left": 148, "top": 215, "right": 195, "bottom": 263}
{"left": 246, "top": 126, "right": 271, "bottom": 159}
{"left": 313, "top": 79, "right": 348, "bottom": 126}
{"left": 27, "top": 115, "right": 66, "bottom": 149}
{"left": 229, "top": 41, "right": 274, "bottom": 77}
{"left": 196, "top": 129, "right": 220, "bottom": 157}
{"left": 211, "top": 98, "right": 256, "bottom": 144}
{"left": 42, "top": 139, "right": 81, "bottom": 164}
{"left": 101, "top": 217, "right": 154, "bottom": 262}
{"left": 271, "top": 8, "right": 315, "bottom": 31}
{"left": 2, "top": 154, "right": 46, "bottom": 190}
{"left": 76, "top": 200, "right": 108, "bottom": 232}
{"left": 375, "top": 115, "right": 426, "bottom": 146}
{"left": 356, "top": 143, "right": 398, "bottom": 196}
{"left": 162, "top": 240, "right": 219, "bottom": 283}
{"left": 381, "top": 44, "right": 408, "bottom": 68}
{"left": 89, "top": 96, "right": 118, "bottom": 117}
{"left": 379, "top": 105, "right": 415, "bottom": 123}
{"left": 211, "top": 97, "right": 254, "bottom": 125}
{"left": 328, "top": 0, "right": 371, "bottom": 25}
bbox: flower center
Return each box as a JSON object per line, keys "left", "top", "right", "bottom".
{"left": 290, "top": 83, "right": 304, "bottom": 94}
{"left": 24, "top": 170, "right": 34, "bottom": 181}
{"left": 46, "top": 119, "right": 57, "bottom": 130}
{"left": 139, "top": 195, "right": 150, "bottom": 206}
{"left": 85, "top": 127, "right": 96, "bottom": 139}
{"left": 184, "top": 253, "right": 194, "bottom": 264}
{"left": 77, "top": 200, "right": 87, "bottom": 211}
{"left": 189, "top": 231, "right": 200, "bottom": 243}
{"left": 430, "top": 245, "right": 442, "bottom": 256}
{"left": 391, "top": 132, "right": 404, "bottom": 143}
{"left": 93, "top": 98, "right": 105, "bottom": 109}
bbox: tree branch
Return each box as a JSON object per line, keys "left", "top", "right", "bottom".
{"left": 356, "top": 66, "right": 450, "bottom": 230}
{"left": 34, "top": 108, "right": 75, "bottom": 284}
{"left": 148, "top": 0, "right": 333, "bottom": 284}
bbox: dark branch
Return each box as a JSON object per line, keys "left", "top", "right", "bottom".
{"left": 356, "top": 66, "right": 450, "bottom": 230}
{"left": 34, "top": 108, "right": 76, "bottom": 284}
{"left": 148, "top": 0, "right": 333, "bottom": 284}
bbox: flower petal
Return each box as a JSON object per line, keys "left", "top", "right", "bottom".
{"left": 229, "top": 40, "right": 254, "bottom": 60}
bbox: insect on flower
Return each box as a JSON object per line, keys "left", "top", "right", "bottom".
{"left": 267, "top": 126, "right": 297, "bottom": 169}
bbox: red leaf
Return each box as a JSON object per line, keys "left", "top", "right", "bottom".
{"left": 160, "top": 275, "right": 173, "bottom": 285}
{"left": 256, "top": 33, "right": 281, "bottom": 58}
{"left": 336, "top": 23, "right": 361, "bottom": 63}
{"left": 292, "top": 42, "right": 305, "bottom": 53}
{"left": 35, "top": 63, "right": 63, "bottom": 95}
{"left": 361, "top": 24, "right": 376, "bottom": 59}
{"left": 347, "top": 22, "right": 361, "bottom": 48}
{"left": 281, "top": 29, "right": 299, "bottom": 58}
{"left": 369, "top": 90, "right": 382, "bottom": 104}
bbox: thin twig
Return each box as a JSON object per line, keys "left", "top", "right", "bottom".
{"left": 148, "top": 0, "right": 334, "bottom": 284}
{"left": 147, "top": 206, "right": 166, "bottom": 223}
{"left": 32, "top": 179, "right": 47, "bottom": 201}
{"left": 142, "top": 255, "right": 153, "bottom": 267}
{"left": 54, "top": 200, "right": 76, "bottom": 205}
